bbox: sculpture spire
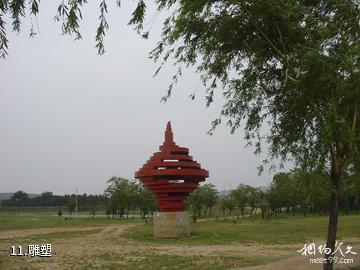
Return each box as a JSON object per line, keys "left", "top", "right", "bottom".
{"left": 164, "top": 121, "right": 174, "bottom": 145}
{"left": 135, "top": 121, "right": 209, "bottom": 212}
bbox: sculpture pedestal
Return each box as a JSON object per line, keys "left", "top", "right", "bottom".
{"left": 153, "top": 211, "right": 190, "bottom": 237}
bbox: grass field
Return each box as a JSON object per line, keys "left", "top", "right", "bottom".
{"left": 0, "top": 213, "right": 359, "bottom": 270}
{"left": 0, "top": 214, "right": 137, "bottom": 231}
{"left": 124, "top": 215, "right": 360, "bottom": 245}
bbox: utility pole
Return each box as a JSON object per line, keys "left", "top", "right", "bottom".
{"left": 75, "top": 187, "right": 78, "bottom": 216}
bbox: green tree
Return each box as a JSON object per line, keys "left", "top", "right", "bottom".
{"left": 268, "top": 170, "right": 331, "bottom": 217}
{"left": 67, "top": 198, "right": 76, "bottom": 219}
{"left": 247, "top": 187, "right": 261, "bottom": 217}
{"left": 38, "top": 192, "right": 54, "bottom": 207}
{"left": 187, "top": 187, "right": 204, "bottom": 222}
{"left": 135, "top": 3, "right": 358, "bottom": 268}
{"left": 147, "top": 3, "right": 358, "bottom": 266}
{"left": 11, "top": 190, "right": 29, "bottom": 207}
{"left": 301, "top": 172, "right": 331, "bottom": 215}
{"left": 57, "top": 209, "right": 63, "bottom": 224}
{"left": 105, "top": 176, "right": 141, "bottom": 219}
{"left": 224, "top": 194, "right": 235, "bottom": 216}
{"left": 125, "top": 180, "right": 140, "bottom": 218}
{"left": 272, "top": 172, "right": 301, "bottom": 215}
{"left": 137, "top": 184, "right": 157, "bottom": 220}
{"left": 293, "top": 170, "right": 317, "bottom": 217}
{"left": 105, "top": 176, "right": 128, "bottom": 219}
{"left": 89, "top": 207, "right": 96, "bottom": 218}
{"left": 187, "top": 184, "right": 218, "bottom": 221}
{"left": 201, "top": 184, "right": 218, "bottom": 217}
{"left": 231, "top": 184, "right": 248, "bottom": 217}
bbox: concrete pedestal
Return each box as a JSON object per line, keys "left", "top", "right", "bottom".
{"left": 153, "top": 211, "right": 190, "bottom": 237}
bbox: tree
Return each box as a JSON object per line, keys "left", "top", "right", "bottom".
{"left": 231, "top": 184, "right": 248, "bottom": 217}
{"left": 11, "top": 190, "right": 29, "bottom": 207}
{"left": 89, "top": 207, "right": 96, "bottom": 218}
{"left": 201, "top": 184, "right": 218, "bottom": 217}
{"left": 186, "top": 184, "right": 217, "bottom": 221}
{"left": 104, "top": 176, "right": 142, "bottom": 219}
{"left": 268, "top": 170, "right": 331, "bottom": 217}
{"left": 259, "top": 189, "right": 271, "bottom": 220}
{"left": 39, "top": 192, "right": 54, "bottom": 207}
{"left": 139, "top": 2, "right": 358, "bottom": 269}
{"left": 231, "top": 184, "right": 260, "bottom": 217}
{"left": 224, "top": 194, "right": 235, "bottom": 216}
{"left": 137, "top": 184, "right": 157, "bottom": 220}
{"left": 67, "top": 198, "right": 76, "bottom": 219}
{"left": 0, "top": 0, "right": 141, "bottom": 58}
{"left": 105, "top": 176, "right": 129, "bottom": 219}
{"left": 297, "top": 172, "right": 331, "bottom": 215}
{"left": 293, "top": 170, "right": 322, "bottom": 217}
{"left": 57, "top": 209, "right": 63, "bottom": 224}
{"left": 187, "top": 187, "right": 204, "bottom": 222}
{"left": 271, "top": 172, "right": 300, "bottom": 215}
{"left": 1, "top": 2, "right": 359, "bottom": 269}
{"left": 247, "top": 187, "right": 261, "bottom": 217}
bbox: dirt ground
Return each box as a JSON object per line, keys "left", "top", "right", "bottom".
{"left": 0, "top": 224, "right": 359, "bottom": 270}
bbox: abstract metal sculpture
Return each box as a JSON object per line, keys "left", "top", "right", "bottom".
{"left": 135, "top": 121, "right": 209, "bottom": 212}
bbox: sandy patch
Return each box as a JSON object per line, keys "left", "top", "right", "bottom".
{"left": 0, "top": 224, "right": 359, "bottom": 270}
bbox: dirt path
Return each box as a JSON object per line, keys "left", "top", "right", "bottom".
{"left": 236, "top": 249, "right": 360, "bottom": 270}
{"left": 236, "top": 239, "right": 360, "bottom": 270}
{"left": 0, "top": 226, "right": 107, "bottom": 240}
{"left": 0, "top": 224, "right": 359, "bottom": 270}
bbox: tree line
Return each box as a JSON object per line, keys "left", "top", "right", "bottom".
{"left": 2, "top": 170, "right": 359, "bottom": 220}
{"left": 183, "top": 170, "right": 360, "bottom": 221}
{"left": 1, "top": 190, "right": 106, "bottom": 210}
{"left": 216, "top": 170, "right": 360, "bottom": 220}
{"left": 104, "top": 176, "right": 157, "bottom": 219}
{"left": 0, "top": 177, "right": 157, "bottom": 220}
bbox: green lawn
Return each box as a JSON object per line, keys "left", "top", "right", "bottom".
{"left": 123, "top": 214, "right": 360, "bottom": 245}
{"left": 0, "top": 214, "right": 139, "bottom": 231}
{"left": 1, "top": 213, "right": 359, "bottom": 246}
{"left": 0, "top": 213, "right": 359, "bottom": 270}
{"left": 76, "top": 252, "right": 285, "bottom": 270}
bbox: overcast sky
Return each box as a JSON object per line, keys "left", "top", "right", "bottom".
{"left": 0, "top": 1, "right": 290, "bottom": 195}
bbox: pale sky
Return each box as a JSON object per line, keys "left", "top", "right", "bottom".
{"left": 0, "top": 1, "right": 288, "bottom": 195}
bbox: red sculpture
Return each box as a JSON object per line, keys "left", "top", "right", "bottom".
{"left": 135, "top": 121, "right": 209, "bottom": 212}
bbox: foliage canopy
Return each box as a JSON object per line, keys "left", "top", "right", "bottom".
{"left": 1, "top": 1, "right": 359, "bottom": 173}
{"left": 145, "top": 0, "right": 360, "bottom": 174}
{"left": 1, "top": 2, "right": 359, "bottom": 268}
